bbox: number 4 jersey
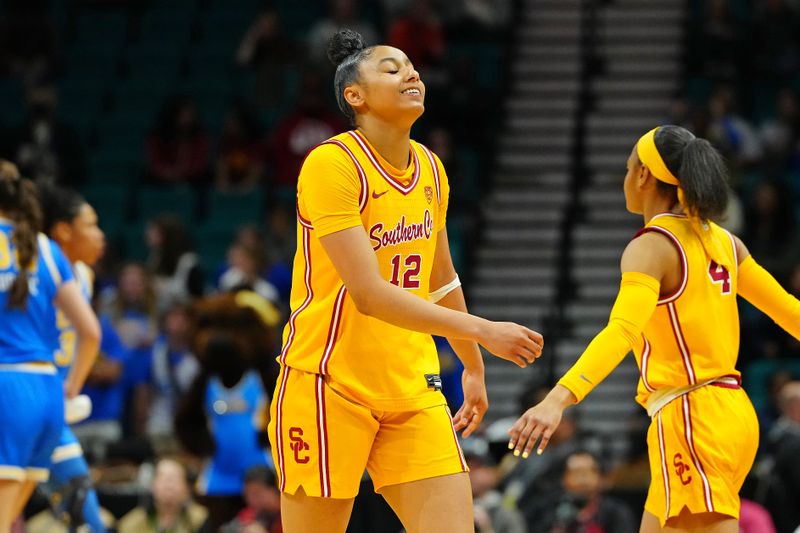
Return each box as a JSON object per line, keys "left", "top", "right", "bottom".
{"left": 631, "top": 213, "right": 741, "bottom": 409}
{"left": 281, "top": 130, "right": 450, "bottom": 412}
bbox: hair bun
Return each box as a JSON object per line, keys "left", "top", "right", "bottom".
{"left": 327, "top": 29, "right": 366, "bottom": 67}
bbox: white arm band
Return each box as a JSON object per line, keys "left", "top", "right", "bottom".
{"left": 429, "top": 275, "right": 461, "bottom": 303}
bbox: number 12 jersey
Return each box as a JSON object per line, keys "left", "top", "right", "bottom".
{"left": 280, "top": 130, "right": 450, "bottom": 412}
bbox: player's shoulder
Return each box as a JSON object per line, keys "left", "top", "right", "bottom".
{"left": 302, "top": 132, "right": 359, "bottom": 166}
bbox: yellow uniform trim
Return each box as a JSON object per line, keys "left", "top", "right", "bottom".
{"left": 559, "top": 272, "right": 660, "bottom": 402}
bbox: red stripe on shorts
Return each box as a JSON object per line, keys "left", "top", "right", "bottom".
{"left": 681, "top": 394, "right": 714, "bottom": 512}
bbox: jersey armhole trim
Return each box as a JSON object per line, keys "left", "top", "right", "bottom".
{"left": 634, "top": 226, "right": 688, "bottom": 305}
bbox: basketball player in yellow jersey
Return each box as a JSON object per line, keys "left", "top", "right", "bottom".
{"left": 268, "top": 30, "right": 544, "bottom": 532}
{"left": 508, "top": 125, "right": 800, "bottom": 532}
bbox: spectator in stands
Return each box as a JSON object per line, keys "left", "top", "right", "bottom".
{"left": 689, "top": 0, "right": 741, "bottom": 81}
{"left": 269, "top": 71, "right": 345, "bottom": 189}
{"left": 99, "top": 262, "right": 160, "bottom": 411}
{"left": 145, "top": 96, "right": 210, "bottom": 185}
{"left": 133, "top": 303, "right": 199, "bottom": 452}
{"left": 265, "top": 205, "right": 296, "bottom": 265}
{"left": 460, "top": 0, "right": 513, "bottom": 34}
{"left": 215, "top": 102, "right": 265, "bottom": 193}
{"left": 100, "top": 262, "right": 159, "bottom": 350}
{"left": 606, "top": 411, "right": 650, "bottom": 500}
{"left": 463, "top": 438, "right": 526, "bottom": 533}
{"left": 387, "top": 0, "right": 446, "bottom": 75}
{"left": 522, "top": 450, "right": 636, "bottom": 533}
{"left": 759, "top": 88, "right": 800, "bottom": 175}
{"left": 218, "top": 241, "right": 280, "bottom": 304}
{"left": 10, "top": 85, "right": 84, "bottom": 186}
{"left": 707, "top": 85, "right": 763, "bottom": 174}
{"left": 0, "top": 1, "right": 55, "bottom": 86}
{"left": 73, "top": 316, "right": 129, "bottom": 462}
{"left": 752, "top": 0, "right": 800, "bottom": 81}
{"left": 236, "top": 8, "right": 299, "bottom": 109}
{"left": 221, "top": 466, "right": 282, "bottom": 533}
{"left": 117, "top": 458, "right": 208, "bottom": 533}
{"left": 307, "top": 0, "right": 379, "bottom": 66}
{"left": 764, "top": 381, "right": 800, "bottom": 532}
{"left": 743, "top": 180, "right": 796, "bottom": 282}
{"left": 145, "top": 214, "right": 204, "bottom": 311}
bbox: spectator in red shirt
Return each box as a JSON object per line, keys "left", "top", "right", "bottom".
{"left": 387, "top": 0, "right": 445, "bottom": 72}
{"left": 269, "top": 71, "right": 345, "bottom": 189}
{"left": 221, "top": 466, "right": 282, "bottom": 533}
{"left": 146, "top": 96, "right": 211, "bottom": 185}
{"left": 215, "top": 102, "right": 265, "bottom": 193}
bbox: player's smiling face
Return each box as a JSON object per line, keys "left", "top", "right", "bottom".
{"left": 350, "top": 46, "right": 425, "bottom": 125}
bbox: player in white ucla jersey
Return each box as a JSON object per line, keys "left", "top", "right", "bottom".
{"left": 0, "top": 162, "right": 100, "bottom": 533}
{"left": 39, "top": 184, "right": 107, "bottom": 532}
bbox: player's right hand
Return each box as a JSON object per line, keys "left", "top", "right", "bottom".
{"left": 479, "top": 321, "right": 543, "bottom": 368}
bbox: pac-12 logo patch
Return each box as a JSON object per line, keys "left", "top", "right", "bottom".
{"left": 425, "top": 186, "right": 433, "bottom": 204}
{"left": 289, "top": 427, "right": 310, "bottom": 464}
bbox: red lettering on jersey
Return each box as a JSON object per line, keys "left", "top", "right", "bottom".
{"left": 369, "top": 210, "right": 434, "bottom": 251}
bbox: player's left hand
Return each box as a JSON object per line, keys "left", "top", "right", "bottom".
{"left": 453, "top": 369, "right": 488, "bottom": 437}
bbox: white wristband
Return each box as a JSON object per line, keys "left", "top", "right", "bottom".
{"left": 429, "top": 275, "right": 461, "bottom": 303}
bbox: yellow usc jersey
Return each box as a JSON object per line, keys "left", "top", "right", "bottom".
{"left": 280, "top": 130, "right": 450, "bottom": 412}
{"left": 632, "top": 214, "right": 741, "bottom": 408}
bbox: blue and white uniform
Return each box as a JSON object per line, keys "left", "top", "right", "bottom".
{"left": 197, "top": 371, "right": 272, "bottom": 496}
{"left": 50, "top": 261, "right": 93, "bottom": 470}
{"left": 47, "top": 260, "right": 107, "bottom": 533}
{"left": 0, "top": 221, "right": 73, "bottom": 482}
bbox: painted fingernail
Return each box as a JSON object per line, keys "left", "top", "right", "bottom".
{"left": 508, "top": 441, "right": 514, "bottom": 450}
{"left": 513, "top": 449, "right": 520, "bottom": 457}
{"left": 537, "top": 449, "right": 543, "bottom": 455}
{"left": 522, "top": 451, "right": 529, "bottom": 459}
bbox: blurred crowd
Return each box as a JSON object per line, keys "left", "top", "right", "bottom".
{"left": 0, "top": 0, "right": 510, "bottom": 531}
{"left": 1, "top": 0, "right": 800, "bottom": 532}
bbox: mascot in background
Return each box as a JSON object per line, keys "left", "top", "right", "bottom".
{"left": 175, "top": 290, "right": 280, "bottom": 532}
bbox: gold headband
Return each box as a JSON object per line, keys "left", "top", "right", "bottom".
{"left": 636, "top": 127, "right": 679, "bottom": 186}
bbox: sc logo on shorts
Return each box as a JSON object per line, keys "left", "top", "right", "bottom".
{"left": 289, "top": 427, "right": 310, "bottom": 464}
{"left": 673, "top": 453, "right": 692, "bottom": 485}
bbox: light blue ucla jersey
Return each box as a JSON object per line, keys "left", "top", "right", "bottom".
{"left": 0, "top": 220, "right": 73, "bottom": 364}
{"left": 53, "top": 261, "right": 93, "bottom": 380}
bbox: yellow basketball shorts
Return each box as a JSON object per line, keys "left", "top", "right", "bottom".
{"left": 267, "top": 365, "right": 468, "bottom": 498}
{"left": 645, "top": 383, "right": 758, "bottom": 526}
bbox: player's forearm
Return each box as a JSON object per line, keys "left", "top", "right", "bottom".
{"left": 434, "top": 286, "right": 484, "bottom": 374}
{"left": 738, "top": 255, "right": 800, "bottom": 340}
{"left": 65, "top": 336, "right": 100, "bottom": 398}
{"left": 354, "top": 279, "right": 490, "bottom": 344}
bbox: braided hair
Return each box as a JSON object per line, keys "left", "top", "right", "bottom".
{"left": 0, "top": 160, "right": 42, "bottom": 309}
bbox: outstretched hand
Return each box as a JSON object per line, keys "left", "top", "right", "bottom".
{"left": 479, "top": 321, "right": 544, "bottom": 368}
{"left": 507, "top": 386, "right": 575, "bottom": 457}
{"left": 452, "top": 369, "right": 488, "bottom": 437}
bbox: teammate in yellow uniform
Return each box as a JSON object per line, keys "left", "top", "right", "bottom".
{"left": 267, "top": 30, "right": 544, "bottom": 532}
{"left": 508, "top": 125, "right": 800, "bottom": 532}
